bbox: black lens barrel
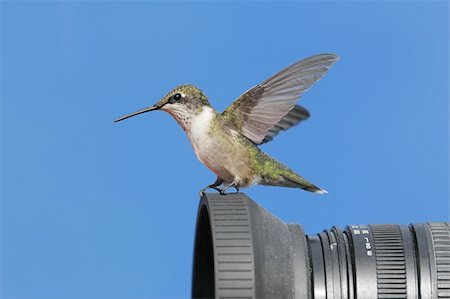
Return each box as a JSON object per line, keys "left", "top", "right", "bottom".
{"left": 192, "top": 193, "right": 450, "bottom": 299}
{"left": 311, "top": 223, "right": 450, "bottom": 299}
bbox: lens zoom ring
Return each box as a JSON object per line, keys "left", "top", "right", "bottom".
{"left": 209, "top": 197, "right": 255, "bottom": 299}
{"left": 371, "top": 225, "right": 407, "bottom": 299}
{"left": 430, "top": 222, "right": 450, "bottom": 298}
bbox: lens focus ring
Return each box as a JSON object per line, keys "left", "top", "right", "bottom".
{"left": 429, "top": 222, "right": 450, "bottom": 299}
{"left": 371, "top": 225, "right": 407, "bottom": 298}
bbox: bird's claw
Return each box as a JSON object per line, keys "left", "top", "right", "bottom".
{"left": 200, "top": 178, "right": 224, "bottom": 196}
{"left": 200, "top": 181, "right": 240, "bottom": 195}
{"left": 218, "top": 183, "right": 239, "bottom": 195}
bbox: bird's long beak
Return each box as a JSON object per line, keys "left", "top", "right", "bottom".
{"left": 114, "top": 105, "right": 160, "bottom": 122}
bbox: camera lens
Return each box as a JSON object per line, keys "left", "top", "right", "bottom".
{"left": 192, "top": 193, "right": 450, "bottom": 299}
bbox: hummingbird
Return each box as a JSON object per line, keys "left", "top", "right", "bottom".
{"left": 115, "top": 53, "right": 338, "bottom": 194}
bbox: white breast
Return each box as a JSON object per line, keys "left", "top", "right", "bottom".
{"left": 187, "top": 106, "right": 248, "bottom": 184}
{"left": 188, "top": 106, "right": 215, "bottom": 158}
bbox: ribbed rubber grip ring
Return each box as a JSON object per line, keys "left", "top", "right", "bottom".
{"left": 371, "top": 225, "right": 407, "bottom": 299}
{"left": 430, "top": 222, "right": 450, "bottom": 298}
{"left": 208, "top": 196, "right": 255, "bottom": 299}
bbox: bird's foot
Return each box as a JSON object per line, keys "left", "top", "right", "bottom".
{"left": 219, "top": 182, "right": 240, "bottom": 195}
{"left": 199, "top": 178, "right": 223, "bottom": 196}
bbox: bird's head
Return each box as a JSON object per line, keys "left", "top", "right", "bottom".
{"left": 114, "top": 84, "right": 211, "bottom": 131}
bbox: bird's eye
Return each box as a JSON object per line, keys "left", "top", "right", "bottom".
{"left": 173, "top": 93, "right": 182, "bottom": 101}
{"left": 168, "top": 93, "right": 183, "bottom": 104}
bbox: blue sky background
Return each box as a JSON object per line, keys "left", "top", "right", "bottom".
{"left": 1, "top": 1, "right": 448, "bottom": 298}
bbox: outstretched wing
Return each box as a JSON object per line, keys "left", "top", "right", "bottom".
{"left": 221, "top": 53, "right": 338, "bottom": 144}
{"left": 261, "top": 105, "right": 310, "bottom": 144}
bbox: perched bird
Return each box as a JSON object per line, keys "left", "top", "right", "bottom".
{"left": 115, "top": 54, "right": 338, "bottom": 194}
